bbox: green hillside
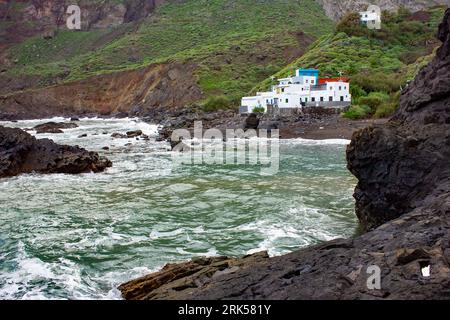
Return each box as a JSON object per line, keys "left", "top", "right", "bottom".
{"left": 254, "top": 6, "right": 446, "bottom": 118}
{"left": 4, "top": 0, "right": 334, "bottom": 103}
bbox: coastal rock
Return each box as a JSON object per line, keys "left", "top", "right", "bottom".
{"left": 34, "top": 122, "right": 78, "bottom": 134}
{"left": 119, "top": 252, "right": 270, "bottom": 300}
{"left": 244, "top": 114, "right": 260, "bottom": 130}
{"left": 347, "top": 8, "right": 450, "bottom": 231}
{"left": 126, "top": 130, "right": 143, "bottom": 138}
{"left": 0, "top": 126, "right": 112, "bottom": 178}
{"left": 119, "top": 10, "right": 450, "bottom": 300}
{"left": 111, "top": 132, "right": 128, "bottom": 139}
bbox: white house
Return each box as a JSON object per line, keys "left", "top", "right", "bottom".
{"left": 240, "top": 68, "right": 351, "bottom": 114}
{"left": 359, "top": 7, "right": 381, "bottom": 29}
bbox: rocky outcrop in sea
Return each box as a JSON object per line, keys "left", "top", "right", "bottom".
{"left": 0, "top": 126, "right": 112, "bottom": 178}
{"left": 118, "top": 9, "right": 450, "bottom": 300}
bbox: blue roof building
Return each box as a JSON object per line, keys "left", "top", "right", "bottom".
{"left": 296, "top": 68, "right": 319, "bottom": 84}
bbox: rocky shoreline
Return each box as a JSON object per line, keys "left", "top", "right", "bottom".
{"left": 118, "top": 9, "right": 450, "bottom": 300}
{"left": 0, "top": 125, "right": 112, "bottom": 178}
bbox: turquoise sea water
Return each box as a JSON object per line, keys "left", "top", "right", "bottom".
{"left": 0, "top": 118, "right": 357, "bottom": 299}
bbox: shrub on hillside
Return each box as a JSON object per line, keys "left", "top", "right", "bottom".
{"left": 202, "top": 96, "right": 230, "bottom": 112}
{"left": 374, "top": 102, "right": 397, "bottom": 118}
{"left": 350, "top": 84, "right": 367, "bottom": 100}
{"left": 336, "top": 13, "right": 367, "bottom": 37}
{"left": 359, "top": 92, "right": 390, "bottom": 110}
{"left": 342, "top": 105, "right": 372, "bottom": 119}
{"left": 351, "top": 72, "right": 403, "bottom": 93}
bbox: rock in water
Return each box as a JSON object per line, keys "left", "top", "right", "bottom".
{"left": 0, "top": 126, "right": 112, "bottom": 178}
{"left": 119, "top": 10, "right": 450, "bottom": 300}
{"left": 126, "top": 130, "right": 143, "bottom": 138}
{"left": 34, "top": 122, "right": 79, "bottom": 134}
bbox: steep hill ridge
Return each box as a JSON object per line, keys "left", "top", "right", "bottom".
{"left": 0, "top": 0, "right": 329, "bottom": 118}
{"left": 316, "top": 0, "right": 450, "bottom": 20}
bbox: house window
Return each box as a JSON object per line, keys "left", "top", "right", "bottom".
{"left": 285, "top": 99, "right": 289, "bottom": 103}
{"left": 339, "top": 86, "right": 342, "bottom": 90}
{"left": 306, "top": 79, "right": 309, "bottom": 83}
{"left": 340, "top": 96, "right": 344, "bottom": 101}
{"left": 305, "top": 98, "right": 308, "bottom": 102}
{"left": 330, "top": 86, "right": 333, "bottom": 90}
{"left": 329, "top": 96, "right": 333, "bottom": 101}
{"left": 312, "top": 97, "right": 315, "bottom": 102}
{"left": 282, "top": 88, "right": 285, "bottom": 92}
{"left": 320, "top": 97, "right": 324, "bottom": 102}
{"left": 311, "top": 80, "right": 314, "bottom": 84}
{"left": 344, "top": 86, "right": 346, "bottom": 90}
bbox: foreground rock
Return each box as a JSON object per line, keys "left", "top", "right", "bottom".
{"left": 119, "top": 10, "right": 450, "bottom": 300}
{"left": 33, "top": 122, "right": 78, "bottom": 134}
{"left": 0, "top": 126, "right": 112, "bottom": 178}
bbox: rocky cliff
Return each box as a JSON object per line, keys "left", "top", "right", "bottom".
{"left": 0, "top": 0, "right": 163, "bottom": 47}
{"left": 118, "top": 9, "right": 450, "bottom": 300}
{"left": 316, "top": 0, "right": 450, "bottom": 21}
{"left": 0, "top": 62, "right": 201, "bottom": 120}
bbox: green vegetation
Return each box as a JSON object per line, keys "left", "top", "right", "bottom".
{"left": 5, "top": 0, "right": 334, "bottom": 104}
{"left": 342, "top": 105, "right": 372, "bottom": 120}
{"left": 201, "top": 95, "right": 231, "bottom": 112}
{"left": 256, "top": 6, "right": 446, "bottom": 119}
{"left": 252, "top": 107, "right": 266, "bottom": 114}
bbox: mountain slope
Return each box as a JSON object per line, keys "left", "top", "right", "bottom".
{"left": 254, "top": 5, "right": 447, "bottom": 119}
{"left": 0, "top": 0, "right": 333, "bottom": 117}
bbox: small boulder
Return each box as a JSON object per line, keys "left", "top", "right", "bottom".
{"left": 126, "top": 130, "right": 143, "bottom": 138}
{"left": 34, "top": 122, "right": 78, "bottom": 134}
{"left": 111, "top": 133, "right": 127, "bottom": 139}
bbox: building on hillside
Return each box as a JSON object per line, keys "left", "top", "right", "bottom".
{"left": 359, "top": 7, "right": 381, "bottom": 29}
{"left": 239, "top": 68, "right": 351, "bottom": 114}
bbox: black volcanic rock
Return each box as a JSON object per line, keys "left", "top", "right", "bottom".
{"left": 119, "top": 10, "right": 450, "bottom": 300}
{"left": 347, "top": 8, "right": 450, "bottom": 231}
{"left": 0, "top": 126, "right": 112, "bottom": 178}
{"left": 34, "top": 122, "right": 79, "bottom": 134}
{"left": 244, "top": 113, "right": 260, "bottom": 130}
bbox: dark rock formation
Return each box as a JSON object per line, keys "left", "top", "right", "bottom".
{"left": 244, "top": 113, "right": 260, "bottom": 130}
{"left": 0, "top": 126, "right": 112, "bottom": 178}
{"left": 126, "top": 130, "right": 143, "bottom": 138}
{"left": 347, "top": 8, "right": 450, "bottom": 231}
{"left": 34, "top": 122, "right": 78, "bottom": 134}
{"left": 119, "top": 252, "right": 270, "bottom": 300}
{"left": 111, "top": 133, "right": 128, "bottom": 139}
{"left": 119, "top": 10, "right": 450, "bottom": 300}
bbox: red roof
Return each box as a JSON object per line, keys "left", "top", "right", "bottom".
{"left": 318, "top": 77, "right": 350, "bottom": 85}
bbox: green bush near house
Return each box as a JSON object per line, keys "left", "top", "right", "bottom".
{"left": 252, "top": 107, "right": 265, "bottom": 114}
{"left": 374, "top": 102, "right": 397, "bottom": 118}
{"left": 202, "top": 96, "right": 231, "bottom": 112}
{"left": 342, "top": 105, "right": 372, "bottom": 120}
{"left": 358, "top": 92, "right": 390, "bottom": 110}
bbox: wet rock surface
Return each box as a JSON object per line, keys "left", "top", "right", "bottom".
{"left": 0, "top": 126, "right": 112, "bottom": 178}
{"left": 33, "top": 122, "right": 79, "bottom": 134}
{"left": 119, "top": 10, "right": 450, "bottom": 300}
